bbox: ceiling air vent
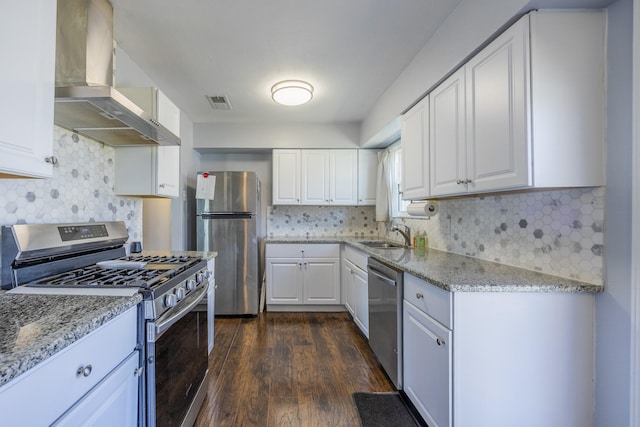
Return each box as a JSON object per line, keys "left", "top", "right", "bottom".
{"left": 207, "top": 95, "right": 232, "bottom": 110}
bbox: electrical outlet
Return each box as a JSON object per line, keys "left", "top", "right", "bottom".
{"left": 442, "top": 216, "right": 451, "bottom": 234}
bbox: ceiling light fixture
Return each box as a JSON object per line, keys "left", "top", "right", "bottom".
{"left": 271, "top": 80, "right": 314, "bottom": 106}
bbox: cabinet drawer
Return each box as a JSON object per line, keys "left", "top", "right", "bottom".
{"left": 404, "top": 273, "right": 452, "bottom": 329}
{"left": 267, "top": 243, "right": 340, "bottom": 258}
{"left": 344, "top": 245, "right": 368, "bottom": 271}
{"left": 0, "top": 307, "right": 138, "bottom": 426}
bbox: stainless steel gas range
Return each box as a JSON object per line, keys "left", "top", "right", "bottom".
{"left": 1, "top": 221, "right": 212, "bottom": 427}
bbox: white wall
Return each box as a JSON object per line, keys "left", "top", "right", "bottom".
{"left": 194, "top": 122, "right": 360, "bottom": 150}
{"left": 171, "top": 112, "right": 200, "bottom": 251}
{"left": 360, "top": 0, "right": 532, "bottom": 145}
{"left": 596, "top": 0, "right": 634, "bottom": 424}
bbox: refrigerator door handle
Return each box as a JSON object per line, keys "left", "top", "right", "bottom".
{"left": 199, "top": 212, "right": 253, "bottom": 219}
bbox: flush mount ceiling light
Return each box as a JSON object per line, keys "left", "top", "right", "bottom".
{"left": 271, "top": 80, "right": 314, "bottom": 106}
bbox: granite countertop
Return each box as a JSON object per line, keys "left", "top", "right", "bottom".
{"left": 266, "top": 236, "right": 602, "bottom": 293}
{"left": 0, "top": 292, "right": 141, "bottom": 388}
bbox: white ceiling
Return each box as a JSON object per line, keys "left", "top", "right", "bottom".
{"left": 109, "top": 0, "right": 464, "bottom": 125}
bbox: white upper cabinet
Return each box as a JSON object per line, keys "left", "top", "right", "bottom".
{"left": 274, "top": 149, "right": 358, "bottom": 205}
{"left": 429, "top": 10, "right": 605, "bottom": 197}
{"left": 429, "top": 70, "right": 466, "bottom": 197}
{"left": 329, "top": 149, "right": 358, "bottom": 205}
{"left": 114, "top": 146, "right": 180, "bottom": 198}
{"left": 273, "top": 149, "right": 301, "bottom": 204}
{"left": 0, "top": 1, "right": 56, "bottom": 178}
{"left": 357, "top": 149, "right": 379, "bottom": 206}
{"left": 401, "top": 96, "right": 430, "bottom": 200}
{"left": 301, "top": 150, "right": 330, "bottom": 204}
{"left": 118, "top": 87, "right": 181, "bottom": 137}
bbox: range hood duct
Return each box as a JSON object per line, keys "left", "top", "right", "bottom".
{"left": 54, "top": 0, "right": 180, "bottom": 146}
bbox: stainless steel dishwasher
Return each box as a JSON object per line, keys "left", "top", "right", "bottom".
{"left": 368, "top": 257, "right": 403, "bottom": 389}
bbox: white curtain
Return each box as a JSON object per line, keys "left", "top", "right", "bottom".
{"left": 375, "top": 148, "right": 393, "bottom": 222}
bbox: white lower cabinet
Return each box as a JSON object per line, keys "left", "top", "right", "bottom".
{"left": 402, "top": 273, "right": 595, "bottom": 427}
{"left": 342, "top": 245, "right": 369, "bottom": 336}
{"left": 53, "top": 351, "right": 139, "bottom": 427}
{"left": 266, "top": 244, "right": 341, "bottom": 310}
{"left": 403, "top": 300, "right": 451, "bottom": 427}
{"left": 0, "top": 306, "right": 140, "bottom": 426}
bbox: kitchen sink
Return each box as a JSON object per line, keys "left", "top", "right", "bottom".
{"left": 359, "top": 240, "right": 406, "bottom": 249}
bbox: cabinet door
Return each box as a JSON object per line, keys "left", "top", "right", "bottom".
{"left": 303, "top": 258, "right": 341, "bottom": 304}
{"left": 156, "top": 146, "right": 180, "bottom": 197}
{"left": 53, "top": 351, "right": 139, "bottom": 427}
{"left": 429, "top": 69, "right": 466, "bottom": 197}
{"left": 266, "top": 258, "right": 303, "bottom": 304}
{"left": 330, "top": 150, "right": 358, "bottom": 205}
{"left": 301, "top": 150, "right": 330, "bottom": 205}
{"left": 465, "top": 16, "right": 530, "bottom": 192}
{"left": 352, "top": 266, "right": 369, "bottom": 337}
{"left": 343, "top": 261, "right": 356, "bottom": 316}
{"left": 357, "top": 149, "right": 379, "bottom": 206}
{"left": 401, "top": 96, "right": 430, "bottom": 200}
{"left": 0, "top": 1, "right": 55, "bottom": 178}
{"left": 157, "top": 90, "right": 181, "bottom": 137}
{"left": 272, "top": 149, "right": 301, "bottom": 204}
{"left": 403, "top": 300, "right": 452, "bottom": 427}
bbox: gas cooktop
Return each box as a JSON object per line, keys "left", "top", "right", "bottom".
{"left": 23, "top": 255, "right": 203, "bottom": 290}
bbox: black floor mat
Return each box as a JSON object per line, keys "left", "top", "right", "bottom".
{"left": 353, "top": 392, "right": 420, "bottom": 427}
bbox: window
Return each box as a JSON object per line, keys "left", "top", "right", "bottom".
{"left": 388, "top": 142, "right": 410, "bottom": 217}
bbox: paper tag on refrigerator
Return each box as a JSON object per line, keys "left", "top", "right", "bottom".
{"left": 196, "top": 174, "right": 216, "bottom": 200}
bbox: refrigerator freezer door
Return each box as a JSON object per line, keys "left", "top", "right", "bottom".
{"left": 196, "top": 171, "right": 258, "bottom": 214}
{"left": 197, "top": 215, "right": 258, "bottom": 315}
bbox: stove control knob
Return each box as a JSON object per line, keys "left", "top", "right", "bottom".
{"left": 175, "top": 287, "right": 186, "bottom": 301}
{"left": 196, "top": 272, "right": 205, "bottom": 283}
{"left": 186, "top": 279, "right": 197, "bottom": 291}
{"left": 164, "top": 294, "right": 177, "bottom": 308}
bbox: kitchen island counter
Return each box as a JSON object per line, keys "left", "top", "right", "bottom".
{"left": 0, "top": 292, "right": 142, "bottom": 388}
{"left": 265, "top": 236, "right": 602, "bottom": 293}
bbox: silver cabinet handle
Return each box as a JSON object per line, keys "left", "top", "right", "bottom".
{"left": 77, "top": 364, "right": 93, "bottom": 377}
{"left": 45, "top": 156, "right": 58, "bottom": 165}
{"left": 416, "top": 293, "right": 424, "bottom": 299}
{"left": 436, "top": 338, "right": 445, "bottom": 346}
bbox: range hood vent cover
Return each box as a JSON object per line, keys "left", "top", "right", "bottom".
{"left": 207, "top": 95, "right": 232, "bottom": 110}
{"left": 54, "top": 0, "right": 180, "bottom": 146}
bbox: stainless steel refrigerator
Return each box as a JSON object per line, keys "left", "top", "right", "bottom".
{"left": 196, "top": 171, "right": 260, "bottom": 315}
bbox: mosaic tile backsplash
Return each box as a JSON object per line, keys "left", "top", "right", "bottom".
{"left": 267, "top": 205, "right": 379, "bottom": 238}
{"left": 0, "top": 126, "right": 143, "bottom": 244}
{"left": 267, "top": 187, "right": 604, "bottom": 285}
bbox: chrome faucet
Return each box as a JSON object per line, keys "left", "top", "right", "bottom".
{"left": 391, "top": 224, "right": 411, "bottom": 247}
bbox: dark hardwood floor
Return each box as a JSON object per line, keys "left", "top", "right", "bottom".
{"left": 195, "top": 312, "right": 395, "bottom": 427}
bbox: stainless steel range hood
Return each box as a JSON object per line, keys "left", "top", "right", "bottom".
{"left": 54, "top": 0, "right": 180, "bottom": 146}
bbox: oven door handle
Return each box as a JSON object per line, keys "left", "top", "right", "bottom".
{"left": 154, "top": 282, "right": 209, "bottom": 338}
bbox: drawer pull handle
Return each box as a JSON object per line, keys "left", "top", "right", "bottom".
{"left": 436, "top": 338, "right": 445, "bottom": 346}
{"left": 416, "top": 293, "right": 424, "bottom": 299}
{"left": 77, "top": 364, "right": 93, "bottom": 377}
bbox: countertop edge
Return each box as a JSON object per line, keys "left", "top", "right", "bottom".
{"left": 265, "top": 236, "right": 603, "bottom": 294}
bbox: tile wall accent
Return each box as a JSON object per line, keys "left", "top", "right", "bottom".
{"left": 0, "top": 126, "right": 143, "bottom": 244}
{"left": 267, "top": 187, "right": 604, "bottom": 285}
{"left": 267, "top": 205, "right": 378, "bottom": 238}
{"left": 385, "top": 188, "right": 604, "bottom": 285}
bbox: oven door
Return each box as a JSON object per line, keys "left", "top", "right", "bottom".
{"left": 146, "top": 283, "right": 209, "bottom": 427}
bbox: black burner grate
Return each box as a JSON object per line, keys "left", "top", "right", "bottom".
{"left": 25, "top": 255, "right": 202, "bottom": 289}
